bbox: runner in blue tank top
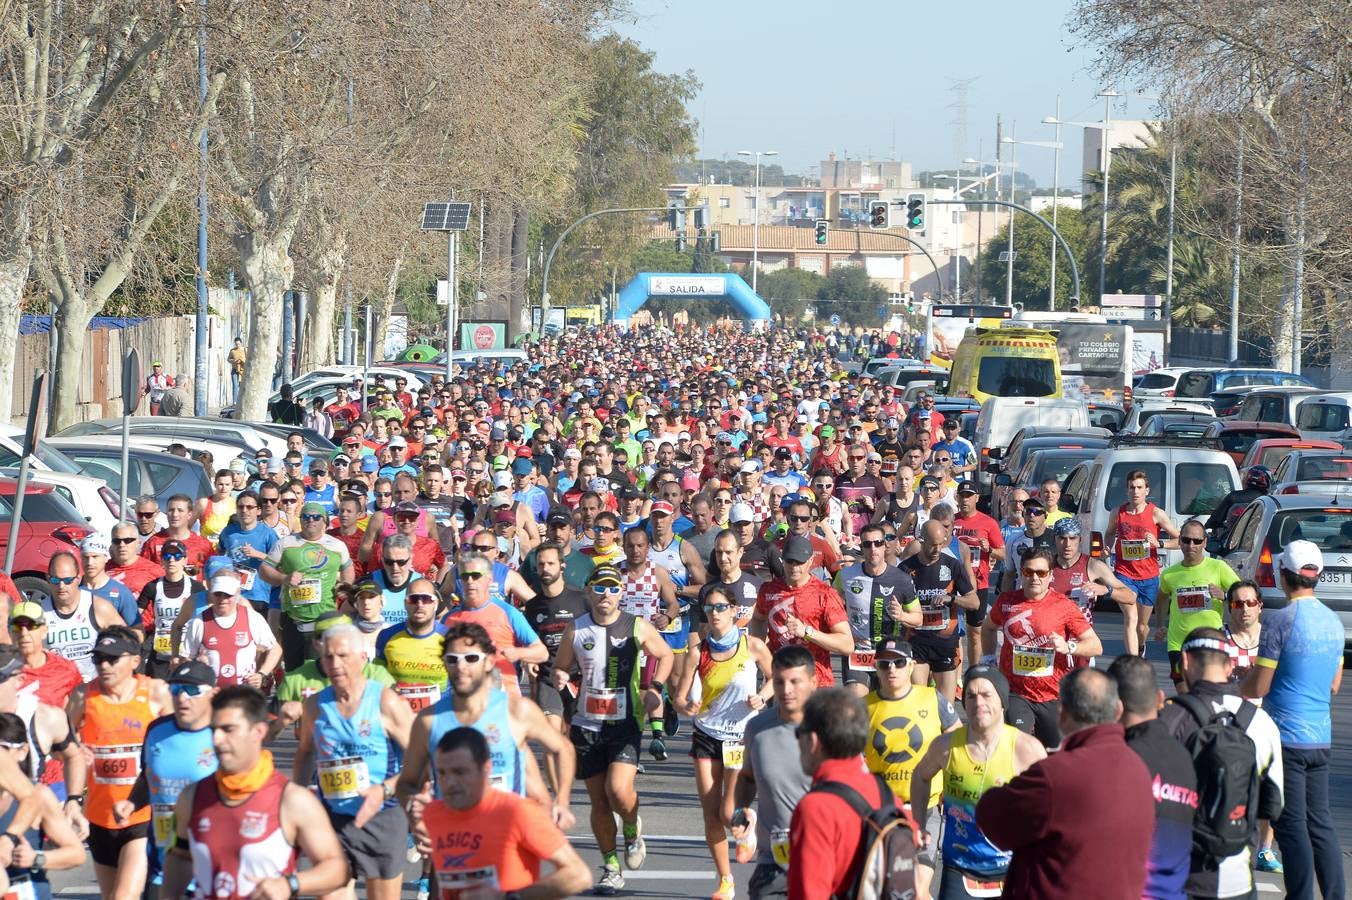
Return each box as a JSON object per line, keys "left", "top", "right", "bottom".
{"left": 396, "top": 621, "right": 578, "bottom": 831}
{"left": 112, "top": 660, "right": 219, "bottom": 887}
{"left": 294, "top": 623, "right": 415, "bottom": 900}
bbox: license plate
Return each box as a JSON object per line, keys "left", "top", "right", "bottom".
{"left": 1318, "top": 569, "right": 1351, "bottom": 587}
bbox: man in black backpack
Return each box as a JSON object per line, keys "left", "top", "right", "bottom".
{"left": 789, "top": 687, "right": 915, "bottom": 900}
{"left": 1160, "top": 627, "right": 1284, "bottom": 899}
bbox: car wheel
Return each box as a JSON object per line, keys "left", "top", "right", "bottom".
{"left": 13, "top": 577, "right": 53, "bottom": 605}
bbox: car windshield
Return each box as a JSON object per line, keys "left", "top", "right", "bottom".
{"left": 1175, "top": 373, "right": 1215, "bottom": 398}
{"left": 1269, "top": 509, "right": 1352, "bottom": 554}
{"left": 976, "top": 357, "right": 1056, "bottom": 398}
{"left": 1294, "top": 455, "right": 1352, "bottom": 481}
{"left": 1104, "top": 462, "right": 1166, "bottom": 511}
{"left": 1175, "top": 464, "right": 1234, "bottom": 516}
{"left": 1217, "top": 430, "right": 1266, "bottom": 455}
{"left": 1032, "top": 452, "right": 1097, "bottom": 485}
{"left": 0, "top": 489, "right": 87, "bottom": 523}
{"left": 1295, "top": 403, "right": 1351, "bottom": 433}
{"left": 1136, "top": 373, "right": 1176, "bottom": 390}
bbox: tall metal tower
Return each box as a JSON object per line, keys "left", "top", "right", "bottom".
{"left": 947, "top": 77, "right": 978, "bottom": 163}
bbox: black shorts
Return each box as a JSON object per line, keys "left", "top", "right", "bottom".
{"left": 688, "top": 726, "right": 745, "bottom": 764}
{"left": 89, "top": 821, "right": 149, "bottom": 867}
{"left": 327, "top": 803, "right": 409, "bottom": 880}
{"left": 964, "top": 588, "right": 992, "bottom": 628}
{"left": 571, "top": 723, "right": 641, "bottom": 781}
{"left": 910, "top": 636, "right": 961, "bottom": 673}
{"left": 840, "top": 654, "right": 877, "bottom": 689}
{"left": 535, "top": 680, "right": 577, "bottom": 721}
{"left": 1006, "top": 695, "right": 1061, "bottom": 749}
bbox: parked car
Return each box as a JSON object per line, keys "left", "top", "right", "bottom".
{"left": 1217, "top": 494, "right": 1352, "bottom": 645}
{"left": 1238, "top": 437, "right": 1344, "bottom": 475}
{"left": 1120, "top": 398, "right": 1215, "bottom": 434}
{"left": 876, "top": 366, "right": 951, "bottom": 393}
{"left": 57, "top": 416, "right": 289, "bottom": 458}
{"left": 0, "top": 467, "right": 124, "bottom": 536}
{"left": 0, "top": 428, "right": 94, "bottom": 476}
{"left": 1059, "top": 436, "right": 1241, "bottom": 568}
{"left": 1137, "top": 413, "right": 1219, "bottom": 439}
{"left": 973, "top": 398, "right": 1091, "bottom": 493}
{"left": 988, "top": 431, "right": 1110, "bottom": 520}
{"left": 1085, "top": 402, "right": 1126, "bottom": 432}
{"left": 993, "top": 447, "right": 1105, "bottom": 521}
{"left": 1174, "top": 367, "right": 1314, "bottom": 401}
{"left": 1201, "top": 421, "right": 1301, "bottom": 467}
{"left": 0, "top": 477, "right": 93, "bottom": 602}
{"left": 45, "top": 438, "right": 213, "bottom": 507}
{"left": 1291, "top": 392, "right": 1352, "bottom": 444}
{"left": 1270, "top": 449, "right": 1352, "bottom": 499}
{"left": 1133, "top": 366, "right": 1209, "bottom": 399}
{"left": 1229, "top": 386, "right": 1324, "bottom": 428}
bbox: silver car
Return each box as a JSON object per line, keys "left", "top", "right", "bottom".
{"left": 1217, "top": 494, "right": 1352, "bottom": 646}
{"left": 1270, "top": 448, "right": 1352, "bottom": 500}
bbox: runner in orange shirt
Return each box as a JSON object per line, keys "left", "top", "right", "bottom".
{"left": 75, "top": 626, "right": 172, "bottom": 900}
{"left": 419, "top": 726, "right": 591, "bottom": 899}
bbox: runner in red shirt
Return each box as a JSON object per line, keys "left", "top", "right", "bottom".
{"left": 750, "top": 536, "right": 853, "bottom": 686}
{"left": 981, "top": 546, "right": 1103, "bottom": 749}
{"left": 105, "top": 523, "right": 164, "bottom": 595}
{"left": 952, "top": 481, "right": 1005, "bottom": 667}
{"left": 139, "top": 495, "right": 213, "bottom": 573}
{"left": 1103, "top": 469, "right": 1180, "bottom": 655}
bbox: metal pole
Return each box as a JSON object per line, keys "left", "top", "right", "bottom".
{"left": 1163, "top": 125, "right": 1177, "bottom": 365}
{"left": 1098, "top": 94, "right": 1114, "bottom": 304}
{"left": 751, "top": 154, "right": 762, "bottom": 294}
{"left": 952, "top": 168, "right": 962, "bottom": 301}
{"left": 1228, "top": 128, "right": 1243, "bottom": 363}
{"left": 119, "top": 410, "right": 131, "bottom": 523}
{"left": 1293, "top": 130, "right": 1308, "bottom": 374}
{"left": 927, "top": 198, "right": 1082, "bottom": 304}
{"left": 446, "top": 232, "right": 457, "bottom": 382}
{"left": 193, "top": 0, "right": 209, "bottom": 415}
{"left": 1005, "top": 126, "right": 1017, "bottom": 306}
{"left": 280, "top": 291, "right": 293, "bottom": 385}
{"left": 5, "top": 373, "right": 45, "bottom": 577}
{"left": 361, "top": 304, "right": 370, "bottom": 413}
{"left": 1049, "top": 96, "right": 1061, "bottom": 310}
{"left": 343, "top": 283, "right": 352, "bottom": 365}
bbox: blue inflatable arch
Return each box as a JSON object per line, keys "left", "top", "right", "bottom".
{"left": 613, "top": 272, "right": 772, "bottom": 330}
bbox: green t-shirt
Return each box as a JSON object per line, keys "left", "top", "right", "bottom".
{"left": 1160, "top": 556, "right": 1241, "bottom": 650}
{"left": 276, "top": 659, "right": 393, "bottom": 702}
{"left": 269, "top": 534, "right": 350, "bottom": 623}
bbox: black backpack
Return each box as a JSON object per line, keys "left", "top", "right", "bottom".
{"left": 811, "top": 773, "right": 918, "bottom": 900}
{"left": 1172, "top": 693, "right": 1260, "bottom": 859}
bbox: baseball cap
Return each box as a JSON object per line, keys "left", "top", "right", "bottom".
{"left": 874, "top": 637, "right": 913, "bottom": 660}
{"left": 886, "top": 416, "right": 901, "bottom": 430}
{"left": 490, "top": 490, "right": 513, "bottom": 508}
{"left": 490, "top": 426, "right": 508, "bottom": 441}
{"left": 587, "top": 565, "right": 623, "bottom": 587}
{"left": 1022, "top": 495, "right": 1046, "bottom": 510}
{"left": 738, "top": 460, "right": 761, "bottom": 475}
{"left": 1278, "top": 539, "right": 1324, "bottom": 576}
{"left": 300, "top": 500, "right": 328, "bottom": 517}
{"left": 681, "top": 471, "right": 701, "bottom": 491}
{"left": 229, "top": 458, "right": 248, "bottom": 473}
{"left": 81, "top": 534, "right": 111, "bottom": 557}
{"left": 563, "top": 448, "right": 582, "bottom": 460}
{"left": 309, "top": 461, "right": 328, "bottom": 474}
{"left": 774, "top": 446, "right": 793, "bottom": 459}
{"left": 315, "top": 610, "right": 354, "bottom": 634}
{"left": 918, "top": 476, "right": 941, "bottom": 491}
{"left": 8, "top": 601, "right": 44, "bottom": 624}
{"left": 588, "top": 476, "right": 611, "bottom": 492}
{"left": 650, "top": 500, "right": 674, "bottom": 517}
{"left": 782, "top": 535, "right": 815, "bottom": 564}
{"left": 963, "top": 664, "right": 1011, "bottom": 711}
{"left": 268, "top": 458, "right": 287, "bottom": 474}
{"left": 386, "top": 436, "right": 407, "bottom": 449}
{"left": 94, "top": 631, "right": 141, "bottom": 657}
{"left": 492, "top": 509, "right": 516, "bottom": 526}
{"left": 729, "top": 502, "right": 754, "bottom": 524}
{"left": 819, "top": 425, "right": 836, "bottom": 438}
{"left": 393, "top": 500, "right": 420, "bottom": 516}
{"left": 209, "top": 572, "right": 242, "bottom": 595}
{"left": 332, "top": 453, "right": 351, "bottom": 466}
{"left": 360, "top": 456, "right": 380, "bottom": 473}
{"left": 546, "top": 509, "right": 572, "bottom": 527}
{"left": 167, "top": 659, "right": 216, "bottom": 687}
{"left": 492, "top": 471, "right": 512, "bottom": 489}
{"left": 955, "top": 479, "right": 979, "bottom": 496}
{"left": 511, "top": 458, "right": 533, "bottom": 476}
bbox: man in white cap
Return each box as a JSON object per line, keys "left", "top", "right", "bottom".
{"left": 80, "top": 534, "right": 141, "bottom": 629}
{"left": 180, "top": 569, "right": 280, "bottom": 689}
{"left": 378, "top": 435, "right": 417, "bottom": 480}
{"left": 1244, "top": 539, "right": 1344, "bottom": 900}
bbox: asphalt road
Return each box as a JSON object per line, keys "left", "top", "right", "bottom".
{"left": 47, "top": 609, "right": 1348, "bottom": 898}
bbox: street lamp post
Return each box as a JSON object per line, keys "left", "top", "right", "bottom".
{"left": 738, "top": 149, "right": 777, "bottom": 294}
{"left": 1008, "top": 127, "right": 1065, "bottom": 309}
{"left": 1096, "top": 91, "right": 1120, "bottom": 304}
{"left": 932, "top": 168, "right": 968, "bottom": 300}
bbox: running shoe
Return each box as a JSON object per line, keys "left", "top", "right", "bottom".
{"left": 405, "top": 832, "right": 421, "bottom": 863}
{"left": 624, "top": 815, "right": 647, "bottom": 869}
{"left": 732, "top": 807, "right": 758, "bottom": 864}
{"left": 1255, "top": 847, "right": 1284, "bottom": 873}
{"left": 712, "top": 875, "right": 735, "bottom": 899}
{"left": 594, "top": 865, "right": 625, "bottom": 895}
{"left": 650, "top": 734, "right": 669, "bottom": 761}
{"left": 664, "top": 702, "right": 680, "bottom": 737}
{"left": 414, "top": 875, "right": 430, "bottom": 900}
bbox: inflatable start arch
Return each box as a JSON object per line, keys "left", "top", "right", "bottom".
{"left": 613, "top": 273, "right": 771, "bottom": 330}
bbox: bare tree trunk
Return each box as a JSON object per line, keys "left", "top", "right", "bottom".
{"left": 510, "top": 205, "right": 529, "bottom": 336}
{"left": 236, "top": 228, "right": 298, "bottom": 422}
{"left": 0, "top": 242, "right": 32, "bottom": 425}
{"left": 374, "top": 255, "right": 401, "bottom": 356}
{"left": 48, "top": 289, "right": 88, "bottom": 430}
{"left": 298, "top": 235, "right": 345, "bottom": 373}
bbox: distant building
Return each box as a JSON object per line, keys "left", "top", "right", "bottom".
{"left": 1028, "top": 195, "right": 1083, "bottom": 213}
{"left": 1081, "top": 120, "right": 1157, "bottom": 194}
{"left": 818, "top": 153, "right": 913, "bottom": 191}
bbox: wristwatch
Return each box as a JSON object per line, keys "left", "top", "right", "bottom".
{"left": 287, "top": 874, "right": 301, "bottom": 899}
{"left": 32, "top": 851, "right": 45, "bottom": 871}
{"left": 382, "top": 781, "right": 396, "bottom": 802}
{"left": 1066, "top": 639, "right": 1079, "bottom": 656}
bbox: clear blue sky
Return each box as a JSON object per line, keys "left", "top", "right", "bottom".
{"left": 612, "top": 0, "right": 1160, "bottom": 189}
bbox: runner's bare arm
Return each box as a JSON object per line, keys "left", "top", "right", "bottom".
{"left": 258, "top": 560, "right": 285, "bottom": 586}
{"left": 908, "top": 732, "right": 953, "bottom": 846}
{"left": 160, "top": 791, "right": 196, "bottom": 900}
{"left": 275, "top": 783, "right": 350, "bottom": 898}
{"left": 636, "top": 619, "right": 675, "bottom": 685}
{"left": 358, "top": 512, "right": 387, "bottom": 564}
{"left": 395, "top": 710, "right": 434, "bottom": 807}
{"left": 513, "top": 694, "right": 577, "bottom": 825}
{"left": 1013, "top": 731, "right": 1048, "bottom": 771}
{"left": 550, "top": 624, "right": 577, "bottom": 691}
{"left": 674, "top": 632, "right": 701, "bottom": 716}
{"left": 1103, "top": 510, "right": 1120, "bottom": 552}
{"left": 505, "top": 570, "right": 537, "bottom": 606}
{"left": 526, "top": 839, "right": 594, "bottom": 899}
{"left": 290, "top": 696, "right": 319, "bottom": 786}
{"left": 680, "top": 540, "right": 708, "bottom": 595}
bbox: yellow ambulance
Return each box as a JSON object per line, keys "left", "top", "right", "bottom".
{"left": 948, "top": 327, "right": 1062, "bottom": 403}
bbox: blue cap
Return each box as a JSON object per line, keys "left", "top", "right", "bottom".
{"left": 511, "top": 458, "right": 533, "bottom": 476}
{"left": 204, "top": 555, "right": 234, "bottom": 579}
{"left": 751, "top": 394, "right": 764, "bottom": 403}
{"left": 360, "top": 455, "right": 379, "bottom": 473}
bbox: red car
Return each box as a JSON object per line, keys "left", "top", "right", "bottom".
{"left": 1202, "top": 421, "right": 1301, "bottom": 467}
{"left": 0, "top": 478, "right": 93, "bottom": 603}
{"left": 1238, "top": 437, "right": 1343, "bottom": 475}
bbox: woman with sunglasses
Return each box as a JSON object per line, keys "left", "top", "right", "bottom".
{"left": 674, "top": 586, "right": 773, "bottom": 900}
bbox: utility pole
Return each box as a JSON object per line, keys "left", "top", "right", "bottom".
{"left": 1097, "top": 90, "right": 1121, "bottom": 305}
{"left": 193, "top": 0, "right": 210, "bottom": 414}
{"left": 1229, "top": 127, "right": 1243, "bottom": 363}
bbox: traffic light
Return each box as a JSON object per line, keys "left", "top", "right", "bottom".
{"left": 693, "top": 205, "right": 708, "bottom": 230}
{"left": 668, "top": 202, "right": 685, "bottom": 232}
{"left": 868, "top": 202, "right": 889, "bottom": 229}
{"left": 710, "top": 231, "right": 721, "bottom": 252}
{"left": 904, "top": 193, "right": 925, "bottom": 231}
{"left": 814, "top": 219, "right": 829, "bottom": 245}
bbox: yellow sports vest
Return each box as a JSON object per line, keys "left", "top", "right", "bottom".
{"left": 865, "top": 684, "right": 945, "bottom": 808}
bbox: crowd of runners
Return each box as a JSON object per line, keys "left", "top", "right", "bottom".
{"left": 0, "top": 323, "right": 1343, "bottom": 900}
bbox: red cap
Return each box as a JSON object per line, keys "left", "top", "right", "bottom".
{"left": 650, "top": 500, "right": 675, "bottom": 517}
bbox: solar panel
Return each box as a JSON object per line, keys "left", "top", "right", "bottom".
{"left": 421, "top": 202, "right": 473, "bottom": 232}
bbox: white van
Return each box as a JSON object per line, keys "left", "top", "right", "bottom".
{"left": 973, "top": 398, "right": 1089, "bottom": 493}
{"left": 1292, "top": 392, "right": 1352, "bottom": 444}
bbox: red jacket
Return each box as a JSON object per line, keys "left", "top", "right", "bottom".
{"left": 788, "top": 756, "right": 884, "bottom": 900}
{"left": 976, "top": 723, "right": 1155, "bottom": 900}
